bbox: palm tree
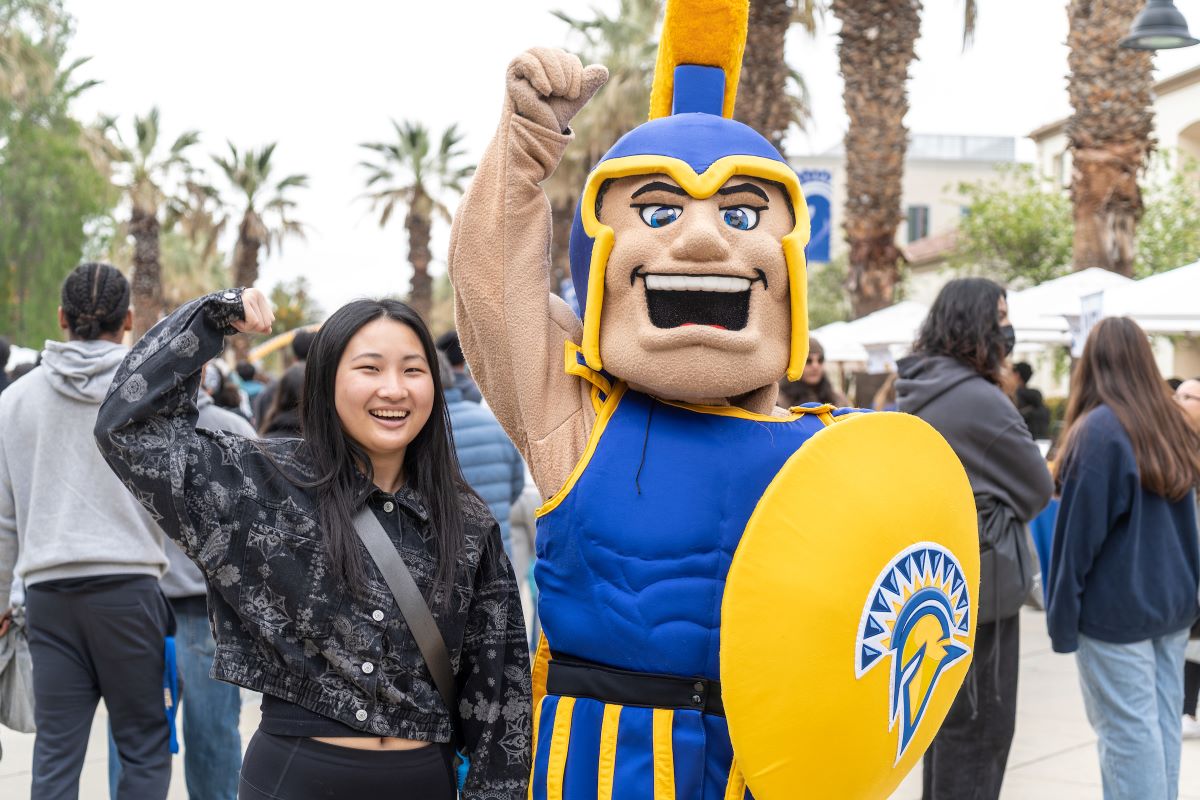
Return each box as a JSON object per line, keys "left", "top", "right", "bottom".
{"left": 831, "top": 0, "right": 976, "bottom": 318}
{"left": 358, "top": 121, "right": 474, "bottom": 320}
{"left": 213, "top": 142, "right": 308, "bottom": 291}
{"left": 102, "top": 107, "right": 200, "bottom": 338}
{"left": 546, "top": 0, "right": 662, "bottom": 291}
{"left": 1066, "top": 0, "right": 1154, "bottom": 277}
{"left": 734, "top": 0, "right": 818, "bottom": 150}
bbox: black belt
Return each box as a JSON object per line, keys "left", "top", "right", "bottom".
{"left": 546, "top": 656, "right": 724, "bottom": 717}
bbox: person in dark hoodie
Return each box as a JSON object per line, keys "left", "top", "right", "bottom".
{"left": 896, "top": 277, "right": 1053, "bottom": 800}
{"left": 1047, "top": 318, "right": 1200, "bottom": 800}
{"left": 0, "top": 263, "right": 173, "bottom": 799}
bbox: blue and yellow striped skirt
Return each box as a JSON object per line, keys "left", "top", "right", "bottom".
{"left": 529, "top": 694, "right": 752, "bottom": 800}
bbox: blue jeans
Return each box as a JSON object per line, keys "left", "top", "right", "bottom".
{"left": 1076, "top": 628, "right": 1189, "bottom": 800}
{"left": 111, "top": 597, "right": 241, "bottom": 800}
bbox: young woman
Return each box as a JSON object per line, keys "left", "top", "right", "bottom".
{"left": 96, "top": 288, "right": 531, "bottom": 799}
{"left": 1047, "top": 317, "right": 1200, "bottom": 800}
{"left": 895, "top": 277, "right": 1054, "bottom": 800}
{"left": 777, "top": 337, "right": 848, "bottom": 407}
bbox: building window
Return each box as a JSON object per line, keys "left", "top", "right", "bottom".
{"left": 906, "top": 205, "right": 930, "bottom": 243}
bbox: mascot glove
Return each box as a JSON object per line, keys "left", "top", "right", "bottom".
{"left": 506, "top": 48, "right": 609, "bottom": 135}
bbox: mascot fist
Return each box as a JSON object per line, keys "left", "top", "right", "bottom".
{"left": 506, "top": 47, "right": 608, "bottom": 134}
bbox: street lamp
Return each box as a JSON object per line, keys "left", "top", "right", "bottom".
{"left": 1120, "top": 0, "right": 1199, "bottom": 50}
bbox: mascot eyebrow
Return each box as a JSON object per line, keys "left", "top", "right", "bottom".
{"left": 630, "top": 181, "right": 689, "bottom": 199}
{"left": 716, "top": 183, "right": 770, "bottom": 202}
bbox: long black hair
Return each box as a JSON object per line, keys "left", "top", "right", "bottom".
{"left": 300, "top": 299, "right": 469, "bottom": 609}
{"left": 913, "top": 277, "right": 1008, "bottom": 386}
{"left": 61, "top": 262, "right": 130, "bottom": 340}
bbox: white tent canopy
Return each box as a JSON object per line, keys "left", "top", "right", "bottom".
{"left": 1101, "top": 260, "right": 1200, "bottom": 333}
{"left": 811, "top": 301, "right": 930, "bottom": 367}
{"left": 808, "top": 320, "right": 868, "bottom": 363}
{"left": 1007, "top": 267, "right": 1135, "bottom": 345}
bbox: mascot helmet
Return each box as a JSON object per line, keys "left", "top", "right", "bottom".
{"left": 568, "top": 0, "right": 812, "bottom": 381}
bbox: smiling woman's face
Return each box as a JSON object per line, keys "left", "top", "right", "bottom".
{"left": 334, "top": 317, "right": 435, "bottom": 475}
{"left": 595, "top": 173, "right": 794, "bottom": 402}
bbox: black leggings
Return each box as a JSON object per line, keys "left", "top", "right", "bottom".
{"left": 238, "top": 730, "right": 455, "bottom": 799}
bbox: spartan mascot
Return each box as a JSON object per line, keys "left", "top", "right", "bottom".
{"left": 449, "top": 1, "right": 979, "bottom": 796}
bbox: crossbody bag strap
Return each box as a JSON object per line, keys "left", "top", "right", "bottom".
{"left": 352, "top": 507, "right": 458, "bottom": 739}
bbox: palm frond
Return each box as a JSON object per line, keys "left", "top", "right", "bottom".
{"left": 170, "top": 130, "right": 201, "bottom": 155}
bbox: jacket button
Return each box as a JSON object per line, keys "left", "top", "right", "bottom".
{"left": 372, "top": 610, "right": 385, "bottom": 622}
{"left": 355, "top": 709, "right": 368, "bottom": 722}
{"left": 383, "top": 501, "right": 395, "bottom": 513}
{"left": 693, "top": 681, "right": 704, "bottom": 692}
{"left": 362, "top": 662, "right": 375, "bottom": 674}
{"left": 691, "top": 694, "right": 702, "bottom": 705}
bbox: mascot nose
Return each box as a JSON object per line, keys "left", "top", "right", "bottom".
{"left": 670, "top": 210, "right": 731, "bottom": 262}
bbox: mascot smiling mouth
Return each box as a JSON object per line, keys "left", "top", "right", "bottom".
{"left": 631, "top": 266, "right": 768, "bottom": 330}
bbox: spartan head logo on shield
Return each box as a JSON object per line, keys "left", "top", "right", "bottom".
{"left": 855, "top": 542, "right": 972, "bottom": 764}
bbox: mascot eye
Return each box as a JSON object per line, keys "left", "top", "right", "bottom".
{"left": 722, "top": 206, "right": 760, "bottom": 230}
{"left": 638, "top": 205, "right": 682, "bottom": 228}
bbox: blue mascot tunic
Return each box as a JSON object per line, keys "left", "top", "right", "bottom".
{"left": 530, "top": 377, "right": 841, "bottom": 799}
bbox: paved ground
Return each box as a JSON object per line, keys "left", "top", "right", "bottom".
{"left": 1, "top": 607, "right": 1198, "bottom": 798}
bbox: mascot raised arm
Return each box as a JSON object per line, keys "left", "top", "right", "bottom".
{"left": 449, "top": 1, "right": 979, "bottom": 796}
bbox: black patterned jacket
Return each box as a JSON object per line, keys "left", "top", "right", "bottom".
{"left": 95, "top": 290, "right": 531, "bottom": 799}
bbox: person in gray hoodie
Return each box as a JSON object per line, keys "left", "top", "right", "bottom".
{"left": 0, "top": 263, "right": 173, "bottom": 799}
{"left": 896, "top": 277, "right": 1053, "bottom": 800}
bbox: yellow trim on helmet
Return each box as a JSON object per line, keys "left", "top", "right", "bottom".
{"left": 577, "top": 153, "right": 811, "bottom": 382}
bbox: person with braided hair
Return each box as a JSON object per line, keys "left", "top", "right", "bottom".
{"left": 0, "top": 262, "right": 175, "bottom": 799}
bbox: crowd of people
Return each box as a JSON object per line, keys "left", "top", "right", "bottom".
{"left": 0, "top": 265, "right": 1197, "bottom": 800}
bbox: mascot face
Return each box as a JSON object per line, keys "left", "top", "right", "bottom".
{"left": 569, "top": 116, "right": 812, "bottom": 402}
{"left": 595, "top": 172, "right": 793, "bottom": 401}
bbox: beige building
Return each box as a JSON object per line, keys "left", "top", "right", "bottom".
{"left": 791, "top": 134, "right": 1015, "bottom": 254}
{"left": 791, "top": 134, "right": 1015, "bottom": 305}
{"left": 1030, "top": 64, "right": 1200, "bottom": 185}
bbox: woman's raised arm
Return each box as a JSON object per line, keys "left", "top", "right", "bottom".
{"left": 94, "top": 288, "right": 274, "bottom": 562}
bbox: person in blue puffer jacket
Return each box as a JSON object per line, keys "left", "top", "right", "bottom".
{"left": 440, "top": 352, "right": 525, "bottom": 556}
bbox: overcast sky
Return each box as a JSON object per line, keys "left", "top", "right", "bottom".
{"left": 65, "top": 1, "right": 1200, "bottom": 316}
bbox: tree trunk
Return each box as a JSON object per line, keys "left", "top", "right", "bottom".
{"left": 1067, "top": 0, "right": 1154, "bottom": 277}
{"left": 232, "top": 211, "right": 262, "bottom": 289}
{"left": 129, "top": 205, "right": 163, "bottom": 340}
{"left": 832, "top": 0, "right": 921, "bottom": 318}
{"left": 550, "top": 196, "right": 575, "bottom": 301}
{"left": 405, "top": 198, "right": 434, "bottom": 321}
{"left": 735, "top": 0, "right": 794, "bottom": 150}
{"left": 230, "top": 211, "right": 263, "bottom": 360}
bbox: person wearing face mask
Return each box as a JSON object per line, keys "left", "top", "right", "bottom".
{"left": 896, "top": 277, "right": 1054, "bottom": 800}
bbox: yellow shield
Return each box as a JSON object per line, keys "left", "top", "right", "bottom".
{"left": 721, "top": 412, "right": 978, "bottom": 799}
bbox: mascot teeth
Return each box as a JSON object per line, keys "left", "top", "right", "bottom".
{"left": 644, "top": 274, "right": 752, "bottom": 292}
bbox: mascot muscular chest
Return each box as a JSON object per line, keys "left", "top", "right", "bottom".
{"left": 448, "top": 1, "right": 979, "bottom": 797}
